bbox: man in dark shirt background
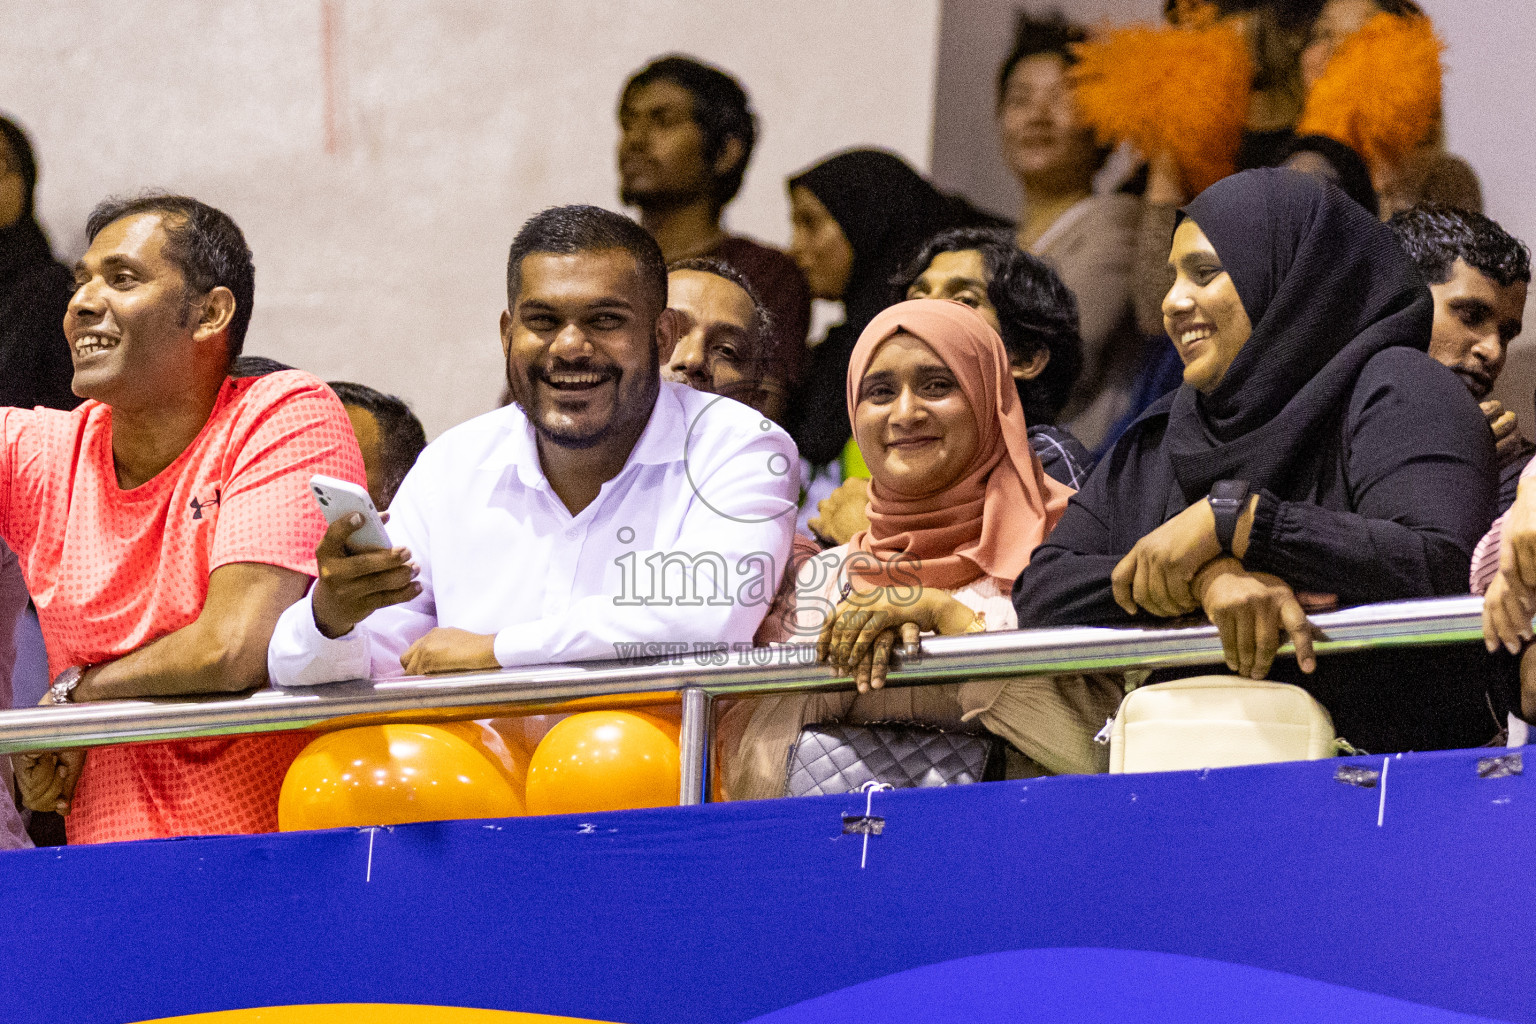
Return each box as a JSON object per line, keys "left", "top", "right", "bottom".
{"left": 1389, "top": 204, "right": 1531, "bottom": 513}
{"left": 617, "top": 55, "right": 809, "bottom": 425}
{"left": 0, "top": 116, "right": 81, "bottom": 413}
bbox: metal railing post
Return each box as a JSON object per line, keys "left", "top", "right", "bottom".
{"left": 679, "top": 687, "right": 712, "bottom": 806}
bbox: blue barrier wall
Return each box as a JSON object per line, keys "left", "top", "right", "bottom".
{"left": 0, "top": 746, "right": 1530, "bottom": 1023}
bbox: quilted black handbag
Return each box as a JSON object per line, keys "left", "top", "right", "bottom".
{"left": 785, "top": 721, "right": 1006, "bottom": 797}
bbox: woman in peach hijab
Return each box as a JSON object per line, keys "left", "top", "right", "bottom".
{"left": 721, "top": 299, "right": 1123, "bottom": 800}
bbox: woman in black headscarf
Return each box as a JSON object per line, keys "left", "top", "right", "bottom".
{"left": 785, "top": 149, "right": 1006, "bottom": 466}
{"left": 0, "top": 116, "right": 78, "bottom": 413}
{"left": 1016, "top": 168, "right": 1500, "bottom": 753}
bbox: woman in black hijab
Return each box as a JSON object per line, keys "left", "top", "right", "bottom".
{"left": 1015, "top": 168, "right": 1500, "bottom": 753}
{"left": 785, "top": 149, "right": 1005, "bottom": 466}
{"left": 0, "top": 116, "right": 78, "bottom": 412}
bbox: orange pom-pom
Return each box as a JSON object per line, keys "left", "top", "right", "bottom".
{"left": 1297, "top": 13, "right": 1443, "bottom": 169}
{"left": 1072, "top": 21, "right": 1252, "bottom": 194}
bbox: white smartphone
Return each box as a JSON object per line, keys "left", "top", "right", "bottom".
{"left": 309, "top": 475, "right": 391, "bottom": 551}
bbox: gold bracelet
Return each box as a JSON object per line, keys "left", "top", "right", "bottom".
{"left": 963, "top": 610, "right": 988, "bottom": 634}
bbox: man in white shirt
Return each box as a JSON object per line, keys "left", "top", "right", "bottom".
{"left": 268, "top": 205, "right": 798, "bottom": 685}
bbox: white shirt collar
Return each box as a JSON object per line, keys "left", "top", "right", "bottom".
{"left": 477, "top": 381, "right": 691, "bottom": 493}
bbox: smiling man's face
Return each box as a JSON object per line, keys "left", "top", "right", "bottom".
{"left": 67, "top": 212, "right": 201, "bottom": 409}
{"left": 501, "top": 249, "right": 663, "bottom": 450}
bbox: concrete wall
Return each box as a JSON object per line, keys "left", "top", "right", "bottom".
{"left": 2, "top": 1, "right": 943, "bottom": 436}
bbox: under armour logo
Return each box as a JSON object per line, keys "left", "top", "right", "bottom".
{"left": 189, "top": 488, "right": 222, "bottom": 520}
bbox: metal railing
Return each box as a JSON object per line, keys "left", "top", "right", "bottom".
{"left": 0, "top": 595, "right": 1491, "bottom": 804}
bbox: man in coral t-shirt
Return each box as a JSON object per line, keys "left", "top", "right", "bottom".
{"left": 8, "top": 193, "right": 365, "bottom": 843}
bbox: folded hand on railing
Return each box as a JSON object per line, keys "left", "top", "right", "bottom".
{"left": 400, "top": 627, "right": 498, "bottom": 675}
{"left": 1194, "top": 557, "right": 1320, "bottom": 679}
{"left": 1483, "top": 571, "right": 1534, "bottom": 656}
{"left": 1485, "top": 483, "right": 1536, "bottom": 655}
{"left": 1111, "top": 499, "right": 1225, "bottom": 619}
{"left": 818, "top": 587, "right": 980, "bottom": 694}
{"left": 13, "top": 748, "right": 84, "bottom": 815}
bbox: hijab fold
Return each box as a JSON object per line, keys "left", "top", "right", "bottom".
{"left": 844, "top": 299, "right": 1074, "bottom": 591}
{"left": 1163, "top": 168, "right": 1433, "bottom": 501}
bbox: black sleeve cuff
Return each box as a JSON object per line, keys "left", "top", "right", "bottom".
{"left": 1241, "top": 489, "right": 1283, "bottom": 571}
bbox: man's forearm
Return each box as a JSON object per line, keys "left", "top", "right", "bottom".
{"left": 70, "top": 562, "right": 311, "bottom": 702}
{"left": 73, "top": 621, "right": 260, "bottom": 701}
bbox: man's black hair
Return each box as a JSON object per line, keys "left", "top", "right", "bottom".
{"left": 1282, "top": 134, "right": 1379, "bottom": 216}
{"left": 85, "top": 192, "right": 256, "bottom": 360}
{"left": 1169, "top": 0, "right": 1328, "bottom": 31}
{"left": 0, "top": 114, "right": 39, "bottom": 216}
{"left": 623, "top": 55, "right": 757, "bottom": 210}
{"left": 996, "top": 13, "right": 1087, "bottom": 107}
{"left": 327, "top": 380, "right": 428, "bottom": 509}
{"left": 506, "top": 205, "right": 668, "bottom": 314}
{"left": 893, "top": 227, "right": 1085, "bottom": 426}
{"left": 1364, "top": 0, "right": 1423, "bottom": 16}
{"left": 1164, "top": 2, "right": 1323, "bottom": 95}
{"left": 1389, "top": 205, "right": 1532, "bottom": 288}
{"left": 230, "top": 355, "right": 293, "bottom": 378}
{"left": 667, "top": 256, "right": 775, "bottom": 369}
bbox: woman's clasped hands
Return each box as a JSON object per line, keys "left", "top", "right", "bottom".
{"left": 1110, "top": 498, "right": 1224, "bottom": 618}
{"left": 1111, "top": 499, "right": 1318, "bottom": 680}
{"left": 816, "top": 586, "right": 980, "bottom": 694}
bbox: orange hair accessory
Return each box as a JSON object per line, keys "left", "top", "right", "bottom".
{"left": 1297, "top": 12, "right": 1444, "bottom": 169}
{"left": 1071, "top": 19, "right": 1252, "bottom": 195}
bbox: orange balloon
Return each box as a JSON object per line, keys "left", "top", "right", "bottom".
{"left": 441, "top": 720, "right": 529, "bottom": 814}
{"left": 488, "top": 714, "right": 568, "bottom": 762}
{"left": 525, "top": 711, "right": 681, "bottom": 816}
{"left": 279, "top": 724, "right": 520, "bottom": 832}
{"left": 639, "top": 702, "right": 683, "bottom": 732}
{"left": 622, "top": 708, "right": 681, "bottom": 743}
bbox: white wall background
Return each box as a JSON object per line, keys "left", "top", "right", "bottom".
{"left": 1, "top": 1, "right": 943, "bottom": 436}
{"left": 8, "top": 1, "right": 1531, "bottom": 437}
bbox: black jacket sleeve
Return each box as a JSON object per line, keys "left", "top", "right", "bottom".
{"left": 1013, "top": 426, "right": 1159, "bottom": 628}
{"left": 1241, "top": 349, "right": 1496, "bottom": 603}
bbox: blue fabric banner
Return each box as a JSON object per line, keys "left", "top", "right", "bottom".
{"left": 0, "top": 746, "right": 1530, "bottom": 1023}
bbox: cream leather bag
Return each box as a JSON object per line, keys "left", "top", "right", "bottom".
{"left": 1107, "top": 676, "right": 1337, "bottom": 774}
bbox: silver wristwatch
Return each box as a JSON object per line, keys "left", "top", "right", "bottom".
{"left": 46, "top": 666, "right": 83, "bottom": 705}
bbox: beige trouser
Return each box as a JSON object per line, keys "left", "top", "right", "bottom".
{"left": 717, "top": 674, "right": 1124, "bottom": 801}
